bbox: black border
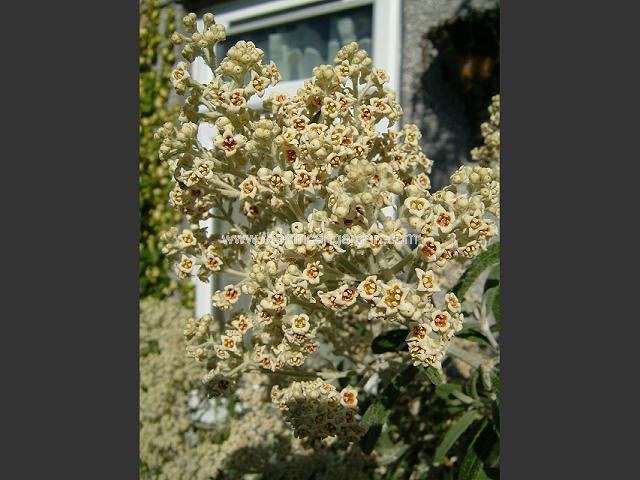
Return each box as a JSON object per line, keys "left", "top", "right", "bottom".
{"left": 2, "top": 0, "right": 139, "bottom": 477}
{"left": 502, "top": 0, "right": 638, "bottom": 477}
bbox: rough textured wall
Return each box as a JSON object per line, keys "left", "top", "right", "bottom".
{"left": 401, "top": 0, "right": 499, "bottom": 189}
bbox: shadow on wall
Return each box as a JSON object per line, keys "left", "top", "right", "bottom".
{"left": 412, "top": 6, "right": 499, "bottom": 190}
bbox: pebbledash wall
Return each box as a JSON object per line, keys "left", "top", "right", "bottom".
{"left": 173, "top": 0, "right": 500, "bottom": 316}
{"left": 400, "top": 0, "right": 499, "bottom": 189}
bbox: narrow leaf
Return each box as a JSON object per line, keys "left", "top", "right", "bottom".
{"left": 491, "top": 288, "right": 500, "bottom": 325}
{"left": 435, "top": 383, "right": 463, "bottom": 400}
{"left": 453, "top": 243, "right": 500, "bottom": 298}
{"left": 491, "top": 370, "right": 500, "bottom": 403}
{"left": 457, "top": 328, "right": 493, "bottom": 347}
{"left": 484, "top": 265, "right": 500, "bottom": 292}
{"left": 434, "top": 409, "right": 477, "bottom": 463}
{"left": 359, "top": 366, "right": 418, "bottom": 454}
{"left": 484, "top": 286, "right": 500, "bottom": 330}
{"left": 425, "top": 366, "right": 444, "bottom": 385}
{"left": 458, "top": 418, "right": 499, "bottom": 480}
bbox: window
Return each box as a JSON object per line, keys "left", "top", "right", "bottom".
{"left": 193, "top": 0, "right": 401, "bottom": 102}
{"left": 218, "top": 4, "right": 373, "bottom": 82}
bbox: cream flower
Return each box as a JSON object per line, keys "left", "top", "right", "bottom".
{"left": 404, "top": 196, "right": 430, "bottom": 217}
{"left": 260, "top": 289, "right": 288, "bottom": 310}
{"left": 407, "top": 322, "right": 432, "bottom": 341}
{"left": 415, "top": 268, "right": 440, "bottom": 293}
{"left": 357, "top": 275, "right": 382, "bottom": 300}
{"left": 408, "top": 337, "right": 446, "bottom": 369}
{"left": 430, "top": 310, "right": 451, "bottom": 333}
{"left": 434, "top": 205, "right": 456, "bottom": 234}
{"left": 177, "top": 229, "right": 197, "bottom": 249}
{"left": 247, "top": 71, "right": 269, "bottom": 97}
{"left": 377, "top": 280, "right": 410, "bottom": 315}
{"left": 318, "top": 290, "right": 342, "bottom": 311}
{"left": 214, "top": 128, "right": 247, "bottom": 156}
{"left": 231, "top": 314, "right": 252, "bottom": 334}
{"left": 221, "top": 332, "right": 241, "bottom": 353}
{"left": 224, "top": 284, "right": 240, "bottom": 304}
{"left": 335, "top": 285, "right": 358, "bottom": 307}
{"left": 288, "top": 313, "right": 311, "bottom": 334}
{"left": 257, "top": 166, "right": 294, "bottom": 190}
{"left": 238, "top": 175, "right": 259, "bottom": 199}
{"left": 419, "top": 237, "right": 442, "bottom": 262}
{"left": 293, "top": 169, "right": 316, "bottom": 192}
{"left": 445, "top": 292, "right": 461, "bottom": 313}
{"left": 193, "top": 158, "right": 214, "bottom": 180}
{"left": 177, "top": 254, "right": 195, "bottom": 274}
{"left": 224, "top": 88, "right": 247, "bottom": 112}
{"left": 365, "top": 224, "right": 385, "bottom": 255}
{"left": 302, "top": 261, "right": 323, "bottom": 284}
{"left": 340, "top": 386, "right": 358, "bottom": 408}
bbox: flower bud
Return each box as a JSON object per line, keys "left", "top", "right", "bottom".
{"left": 204, "top": 30, "right": 216, "bottom": 44}
{"left": 181, "top": 122, "right": 198, "bottom": 139}
{"left": 390, "top": 181, "right": 404, "bottom": 194}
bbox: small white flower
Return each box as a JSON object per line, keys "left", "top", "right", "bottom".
{"left": 221, "top": 333, "right": 240, "bottom": 353}
{"left": 357, "top": 276, "right": 382, "bottom": 300}
{"left": 302, "top": 261, "right": 323, "bottom": 284}
{"left": 224, "top": 284, "right": 240, "bottom": 304}
{"left": 239, "top": 175, "right": 259, "bottom": 199}
{"left": 289, "top": 313, "right": 311, "bottom": 334}
{"left": 445, "top": 292, "right": 461, "bottom": 313}
{"left": 214, "top": 128, "right": 247, "bottom": 156}
{"left": 247, "top": 71, "right": 269, "bottom": 97}
{"left": 365, "top": 224, "right": 385, "bottom": 255}
{"left": 224, "top": 88, "right": 247, "bottom": 112}
{"left": 419, "top": 237, "right": 442, "bottom": 262}
{"left": 430, "top": 310, "right": 451, "bottom": 333}
{"left": 340, "top": 386, "right": 358, "bottom": 408}
{"left": 178, "top": 229, "right": 197, "bottom": 249}
{"left": 404, "top": 196, "right": 430, "bottom": 217}
{"left": 318, "top": 290, "right": 342, "bottom": 310}
{"left": 319, "top": 240, "right": 345, "bottom": 262}
{"left": 335, "top": 285, "right": 358, "bottom": 307}
{"left": 231, "top": 314, "right": 252, "bottom": 334}
{"left": 407, "top": 322, "right": 432, "bottom": 341}
{"left": 377, "top": 280, "right": 410, "bottom": 315}
{"left": 205, "top": 253, "right": 223, "bottom": 272}
{"left": 415, "top": 268, "right": 440, "bottom": 293}
{"left": 293, "top": 169, "right": 316, "bottom": 193}
{"left": 193, "top": 158, "right": 215, "bottom": 180}
{"left": 260, "top": 289, "right": 288, "bottom": 310}
{"left": 434, "top": 205, "right": 456, "bottom": 234}
{"left": 177, "top": 254, "right": 196, "bottom": 274}
{"left": 372, "top": 68, "right": 389, "bottom": 84}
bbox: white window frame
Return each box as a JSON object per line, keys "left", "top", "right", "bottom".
{"left": 191, "top": 0, "right": 402, "bottom": 317}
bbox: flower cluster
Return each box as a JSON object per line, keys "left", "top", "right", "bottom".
{"left": 159, "top": 11, "right": 500, "bottom": 447}
{"left": 272, "top": 380, "right": 365, "bottom": 444}
{"left": 471, "top": 95, "right": 500, "bottom": 167}
{"left": 141, "top": 298, "right": 375, "bottom": 479}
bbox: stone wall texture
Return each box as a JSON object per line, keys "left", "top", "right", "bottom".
{"left": 400, "top": 0, "right": 499, "bottom": 188}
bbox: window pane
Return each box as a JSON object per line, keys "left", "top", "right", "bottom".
{"left": 217, "top": 5, "right": 373, "bottom": 81}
